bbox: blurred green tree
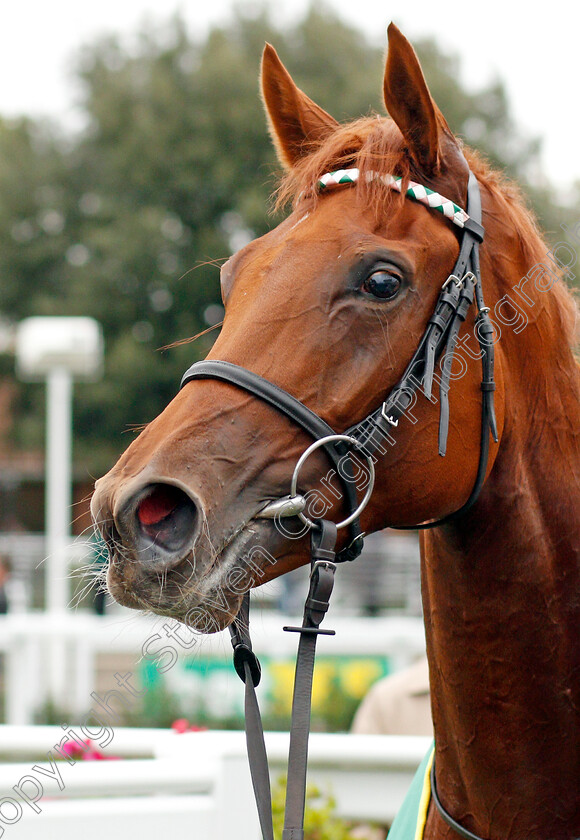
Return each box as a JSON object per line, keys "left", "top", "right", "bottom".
{"left": 0, "top": 4, "right": 573, "bottom": 473}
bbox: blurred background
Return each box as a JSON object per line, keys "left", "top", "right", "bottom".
{"left": 0, "top": 0, "right": 577, "bottom": 732}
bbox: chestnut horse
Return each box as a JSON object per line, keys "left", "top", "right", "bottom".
{"left": 92, "top": 23, "right": 580, "bottom": 840}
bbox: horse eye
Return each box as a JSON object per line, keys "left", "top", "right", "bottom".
{"left": 362, "top": 269, "right": 402, "bottom": 301}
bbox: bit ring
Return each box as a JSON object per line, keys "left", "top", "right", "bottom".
{"left": 290, "top": 434, "right": 375, "bottom": 530}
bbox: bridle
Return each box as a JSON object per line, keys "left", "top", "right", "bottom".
{"left": 180, "top": 164, "right": 498, "bottom": 840}
{"left": 182, "top": 168, "right": 497, "bottom": 542}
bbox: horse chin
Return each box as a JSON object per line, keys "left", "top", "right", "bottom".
{"left": 105, "top": 517, "right": 291, "bottom": 634}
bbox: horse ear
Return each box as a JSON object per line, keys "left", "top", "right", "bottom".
{"left": 261, "top": 43, "right": 339, "bottom": 169}
{"left": 383, "top": 23, "right": 447, "bottom": 174}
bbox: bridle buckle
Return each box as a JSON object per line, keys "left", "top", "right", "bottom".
{"left": 462, "top": 271, "right": 477, "bottom": 286}
{"left": 442, "top": 273, "right": 464, "bottom": 290}
{"left": 380, "top": 404, "right": 399, "bottom": 427}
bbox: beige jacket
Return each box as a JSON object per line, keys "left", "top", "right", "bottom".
{"left": 351, "top": 657, "right": 433, "bottom": 736}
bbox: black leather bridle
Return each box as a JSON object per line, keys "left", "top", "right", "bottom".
{"left": 180, "top": 167, "right": 499, "bottom": 840}
{"left": 181, "top": 170, "right": 498, "bottom": 541}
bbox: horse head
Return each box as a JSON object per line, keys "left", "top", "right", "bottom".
{"left": 91, "top": 24, "right": 507, "bottom": 631}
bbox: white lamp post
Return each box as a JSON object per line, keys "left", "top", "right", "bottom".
{"left": 15, "top": 318, "right": 103, "bottom": 711}
{"left": 15, "top": 317, "right": 103, "bottom": 614}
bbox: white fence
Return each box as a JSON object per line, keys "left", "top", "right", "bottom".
{"left": 0, "top": 612, "right": 426, "bottom": 725}
{"left": 0, "top": 727, "right": 432, "bottom": 839}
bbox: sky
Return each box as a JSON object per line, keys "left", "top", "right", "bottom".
{"left": 1, "top": 1, "right": 578, "bottom": 203}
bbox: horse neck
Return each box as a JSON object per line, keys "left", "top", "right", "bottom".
{"left": 421, "top": 310, "right": 580, "bottom": 839}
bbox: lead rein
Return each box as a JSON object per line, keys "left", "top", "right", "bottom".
{"left": 229, "top": 519, "right": 338, "bottom": 840}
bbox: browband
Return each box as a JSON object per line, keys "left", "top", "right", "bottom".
{"left": 317, "top": 168, "right": 484, "bottom": 241}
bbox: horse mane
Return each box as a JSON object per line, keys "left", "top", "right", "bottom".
{"left": 275, "top": 115, "right": 579, "bottom": 351}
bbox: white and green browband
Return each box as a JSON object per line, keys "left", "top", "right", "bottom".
{"left": 317, "top": 168, "right": 471, "bottom": 231}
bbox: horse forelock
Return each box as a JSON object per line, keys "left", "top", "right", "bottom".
{"left": 275, "top": 116, "right": 411, "bottom": 217}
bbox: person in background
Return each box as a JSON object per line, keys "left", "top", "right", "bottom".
{"left": 0, "top": 555, "right": 12, "bottom": 614}
{"left": 351, "top": 656, "right": 432, "bottom": 736}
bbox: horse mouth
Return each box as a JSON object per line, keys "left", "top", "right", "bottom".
{"left": 104, "top": 512, "right": 288, "bottom": 633}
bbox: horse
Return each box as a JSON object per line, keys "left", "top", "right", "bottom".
{"left": 91, "top": 22, "right": 580, "bottom": 840}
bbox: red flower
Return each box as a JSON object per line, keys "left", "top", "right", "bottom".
{"left": 171, "top": 719, "right": 207, "bottom": 733}
{"left": 61, "top": 739, "right": 118, "bottom": 761}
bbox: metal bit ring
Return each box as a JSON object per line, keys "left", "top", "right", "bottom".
{"left": 289, "top": 434, "right": 375, "bottom": 530}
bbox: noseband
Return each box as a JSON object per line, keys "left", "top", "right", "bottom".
{"left": 179, "top": 165, "right": 499, "bottom": 840}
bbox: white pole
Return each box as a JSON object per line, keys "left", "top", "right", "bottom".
{"left": 45, "top": 366, "right": 73, "bottom": 709}
{"left": 45, "top": 366, "right": 72, "bottom": 615}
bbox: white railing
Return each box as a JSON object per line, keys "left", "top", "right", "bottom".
{"left": 0, "top": 727, "right": 431, "bottom": 839}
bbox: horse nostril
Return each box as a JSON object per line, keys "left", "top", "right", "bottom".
{"left": 135, "top": 484, "right": 199, "bottom": 556}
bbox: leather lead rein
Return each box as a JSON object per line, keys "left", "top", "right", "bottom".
{"left": 229, "top": 521, "right": 338, "bottom": 840}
